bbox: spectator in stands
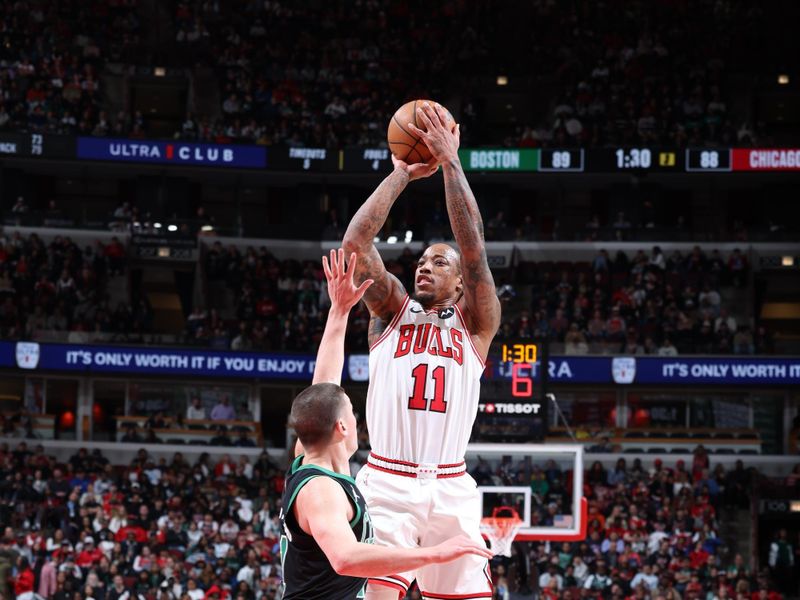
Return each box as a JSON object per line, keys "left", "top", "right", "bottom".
{"left": 120, "top": 423, "right": 142, "bottom": 443}
{"left": 186, "top": 396, "right": 206, "bottom": 420}
{"left": 12, "top": 556, "right": 34, "bottom": 598}
{"left": 209, "top": 396, "right": 235, "bottom": 421}
{"left": 539, "top": 562, "right": 564, "bottom": 591}
{"left": 715, "top": 308, "right": 737, "bottom": 333}
{"left": 768, "top": 529, "right": 795, "bottom": 594}
{"left": 234, "top": 430, "right": 255, "bottom": 448}
{"left": 658, "top": 338, "right": 679, "bottom": 356}
{"left": 209, "top": 425, "right": 232, "bottom": 446}
{"left": 728, "top": 249, "right": 748, "bottom": 288}
{"left": 733, "top": 326, "right": 755, "bottom": 355}
{"left": 564, "top": 323, "right": 589, "bottom": 355}
{"left": 588, "top": 437, "right": 614, "bottom": 454}
{"left": 11, "top": 196, "right": 28, "bottom": 216}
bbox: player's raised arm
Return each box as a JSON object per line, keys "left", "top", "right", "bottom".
{"left": 342, "top": 157, "right": 438, "bottom": 345}
{"left": 311, "top": 249, "right": 373, "bottom": 386}
{"left": 409, "top": 102, "right": 501, "bottom": 357}
{"left": 297, "top": 476, "right": 493, "bottom": 578}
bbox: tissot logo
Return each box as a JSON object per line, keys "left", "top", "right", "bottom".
{"left": 478, "top": 402, "right": 541, "bottom": 414}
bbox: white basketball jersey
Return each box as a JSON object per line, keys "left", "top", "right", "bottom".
{"left": 366, "top": 295, "right": 485, "bottom": 465}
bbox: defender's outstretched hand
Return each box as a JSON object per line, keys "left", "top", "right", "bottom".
{"left": 323, "top": 249, "right": 373, "bottom": 314}
{"left": 406, "top": 102, "right": 461, "bottom": 164}
{"left": 391, "top": 153, "right": 439, "bottom": 181}
{"left": 430, "top": 535, "right": 495, "bottom": 563}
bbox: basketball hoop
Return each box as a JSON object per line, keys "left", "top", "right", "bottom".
{"left": 480, "top": 506, "right": 523, "bottom": 557}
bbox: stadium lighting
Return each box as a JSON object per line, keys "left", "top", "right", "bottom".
{"left": 153, "top": 222, "right": 162, "bottom": 228}
{"left": 201, "top": 225, "right": 214, "bottom": 232}
{"left": 373, "top": 237, "right": 380, "bottom": 243}
{"left": 782, "top": 256, "right": 794, "bottom": 266}
{"left": 778, "top": 74, "right": 790, "bottom": 85}
{"left": 404, "top": 230, "right": 413, "bottom": 243}
{"left": 154, "top": 67, "right": 166, "bottom": 77}
{"left": 167, "top": 224, "right": 178, "bottom": 232}
{"left": 386, "top": 235, "right": 398, "bottom": 244}
{"left": 496, "top": 75, "right": 508, "bottom": 86}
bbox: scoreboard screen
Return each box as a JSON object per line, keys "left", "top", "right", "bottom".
{"left": 458, "top": 147, "right": 800, "bottom": 174}
{"left": 0, "top": 133, "right": 797, "bottom": 175}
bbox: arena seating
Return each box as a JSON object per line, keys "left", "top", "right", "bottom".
{"left": 0, "top": 0, "right": 141, "bottom": 136}
{"left": 546, "top": 428, "right": 762, "bottom": 455}
{"left": 0, "top": 442, "right": 794, "bottom": 600}
{"left": 0, "top": 232, "right": 141, "bottom": 343}
{"left": 202, "top": 243, "right": 767, "bottom": 357}
{"left": 113, "top": 416, "right": 262, "bottom": 446}
{"left": 0, "top": 1, "right": 779, "bottom": 148}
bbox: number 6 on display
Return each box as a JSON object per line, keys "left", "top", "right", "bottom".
{"left": 511, "top": 363, "right": 534, "bottom": 398}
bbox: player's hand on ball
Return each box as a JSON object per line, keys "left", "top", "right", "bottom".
{"left": 391, "top": 153, "right": 439, "bottom": 181}
{"left": 407, "top": 102, "right": 460, "bottom": 164}
{"left": 323, "top": 249, "right": 373, "bottom": 313}
{"left": 432, "top": 535, "right": 495, "bottom": 563}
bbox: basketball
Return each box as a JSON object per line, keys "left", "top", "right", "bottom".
{"left": 387, "top": 99, "right": 456, "bottom": 164}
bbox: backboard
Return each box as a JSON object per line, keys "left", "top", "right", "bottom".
{"left": 466, "top": 443, "right": 586, "bottom": 542}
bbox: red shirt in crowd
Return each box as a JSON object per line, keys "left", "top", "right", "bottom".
{"left": 689, "top": 548, "right": 710, "bottom": 569}
{"left": 115, "top": 525, "right": 147, "bottom": 542}
{"left": 77, "top": 547, "right": 103, "bottom": 567}
{"left": 14, "top": 567, "right": 35, "bottom": 596}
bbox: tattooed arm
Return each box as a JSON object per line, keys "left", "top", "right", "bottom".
{"left": 409, "top": 103, "right": 501, "bottom": 358}
{"left": 342, "top": 155, "right": 439, "bottom": 346}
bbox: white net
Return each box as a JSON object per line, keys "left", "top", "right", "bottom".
{"left": 480, "top": 507, "right": 524, "bottom": 557}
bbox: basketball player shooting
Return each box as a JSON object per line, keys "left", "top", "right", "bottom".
{"left": 342, "top": 102, "right": 502, "bottom": 599}
{"left": 281, "top": 249, "right": 492, "bottom": 599}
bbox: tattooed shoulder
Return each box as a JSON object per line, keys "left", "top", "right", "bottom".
{"left": 368, "top": 314, "right": 390, "bottom": 348}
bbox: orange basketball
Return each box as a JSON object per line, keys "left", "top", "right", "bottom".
{"left": 387, "top": 99, "right": 456, "bottom": 164}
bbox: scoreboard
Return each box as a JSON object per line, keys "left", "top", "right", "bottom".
{"left": 458, "top": 147, "right": 800, "bottom": 173}
{"left": 1, "top": 133, "right": 798, "bottom": 175}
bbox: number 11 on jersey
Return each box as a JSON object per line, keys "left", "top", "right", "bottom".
{"left": 408, "top": 364, "right": 448, "bottom": 413}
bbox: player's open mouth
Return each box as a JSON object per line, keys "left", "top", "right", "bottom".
{"left": 417, "top": 276, "right": 433, "bottom": 285}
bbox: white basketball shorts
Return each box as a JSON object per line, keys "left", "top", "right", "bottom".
{"left": 355, "top": 456, "right": 493, "bottom": 599}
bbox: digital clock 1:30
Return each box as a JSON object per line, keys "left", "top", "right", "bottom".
{"left": 501, "top": 343, "right": 538, "bottom": 364}
{"left": 615, "top": 148, "right": 653, "bottom": 169}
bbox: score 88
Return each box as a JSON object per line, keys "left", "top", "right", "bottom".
{"left": 700, "top": 151, "right": 719, "bottom": 168}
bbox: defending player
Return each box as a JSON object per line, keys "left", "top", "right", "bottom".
{"left": 280, "top": 248, "right": 493, "bottom": 599}
{"left": 342, "top": 102, "right": 502, "bottom": 599}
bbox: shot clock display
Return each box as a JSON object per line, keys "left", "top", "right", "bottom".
{"left": 475, "top": 341, "right": 545, "bottom": 442}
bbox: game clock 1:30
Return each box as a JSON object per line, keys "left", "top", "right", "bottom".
{"left": 615, "top": 148, "right": 652, "bottom": 169}
{"left": 501, "top": 343, "right": 538, "bottom": 364}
